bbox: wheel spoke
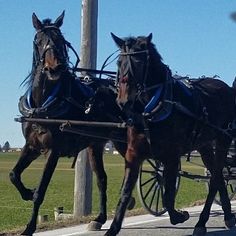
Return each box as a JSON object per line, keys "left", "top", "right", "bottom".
{"left": 144, "top": 179, "right": 156, "bottom": 200}
{"left": 230, "top": 183, "right": 234, "bottom": 193}
{"left": 149, "top": 184, "right": 158, "bottom": 210}
{"left": 141, "top": 169, "right": 156, "bottom": 174}
{"left": 147, "top": 159, "right": 157, "bottom": 170}
{"left": 141, "top": 176, "right": 156, "bottom": 187}
{"left": 137, "top": 160, "right": 169, "bottom": 216}
{"left": 155, "top": 185, "right": 161, "bottom": 212}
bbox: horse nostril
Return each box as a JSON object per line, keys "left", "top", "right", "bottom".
{"left": 43, "top": 67, "right": 49, "bottom": 72}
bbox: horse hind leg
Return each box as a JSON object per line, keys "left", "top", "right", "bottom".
{"left": 214, "top": 140, "right": 235, "bottom": 229}
{"left": 194, "top": 140, "right": 235, "bottom": 236}
{"left": 87, "top": 143, "right": 108, "bottom": 231}
{"left": 9, "top": 144, "right": 40, "bottom": 201}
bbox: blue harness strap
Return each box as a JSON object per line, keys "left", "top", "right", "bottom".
{"left": 144, "top": 84, "right": 163, "bottom": 113}
{"left": 42, "top": 82, "right": 62, "bottom": 107}
{"left": 75, "top": 78, "right": 94, "bottom": 98}
{"left": 26, "top": 82, "right": 62, "bottom": 109}
{"left": 144, "top": 78, "right": 194, "bottom": 122}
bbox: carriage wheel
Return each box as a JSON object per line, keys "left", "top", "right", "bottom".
{"left": 205, "top": 167, "right": 236, "bottom": 205}
{"left": 137, "top": 159, "right": 181, "bottom": 216}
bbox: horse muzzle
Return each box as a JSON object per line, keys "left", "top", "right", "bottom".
{"left": 43, "top": 64, "right": 66, "bottom": 80}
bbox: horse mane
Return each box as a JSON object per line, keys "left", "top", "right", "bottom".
{"left": 146, "top": 38, "right": 172, "bottom": 79}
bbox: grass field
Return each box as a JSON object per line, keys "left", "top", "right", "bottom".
{"left": 0, "top": 152, "right": 207, "bottom": 233}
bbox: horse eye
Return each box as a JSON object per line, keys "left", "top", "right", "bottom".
{"left": 35, "top": 38, "right": 43, "bottom": 46}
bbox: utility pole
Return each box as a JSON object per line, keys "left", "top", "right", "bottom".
{"left": 74, "top": 0, "right": 98, "bottom": 217}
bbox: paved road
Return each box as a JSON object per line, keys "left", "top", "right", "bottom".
{"left": 35, "top": 201, "right": 236, "bottom": 236}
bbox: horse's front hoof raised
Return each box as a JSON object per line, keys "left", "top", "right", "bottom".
{"left": 87, "top": 221, "right": 102, "bottom": 231}
{"left": 21, "top": 188, "right": 35, "bottom": 201}
{"left": 192, "top": 226, "right": 206, "bottom": 236}
{"left": 170, "top": 210, "right": 190, "bottom": 225}
{"left": 225, "top": 215, "right": 236, "bottom": 229}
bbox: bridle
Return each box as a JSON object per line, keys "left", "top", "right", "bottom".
{"left": 118, "top": 48, "right": 165, "bottom": 107}
{"left": 33, "top": 26, "right": 80, "bottom": 75}
{"left": 119, "top": 50, "right": 149, "bottom": 92}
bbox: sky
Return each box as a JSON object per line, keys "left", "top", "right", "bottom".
{"left": 0, "top": 0, "right": 235, "bottom": 147}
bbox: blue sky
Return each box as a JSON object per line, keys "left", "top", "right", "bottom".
{"left": 0, "top": 0, "right": 235, "bottom": 147}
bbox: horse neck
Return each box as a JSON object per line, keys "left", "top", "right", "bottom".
{"left": 31, "top": 71, "right": 71, "bottom": 108}
{"left": 145, "top": 55, "right": 169, "bottom": 97}
{"left": 31, "top": 72, "right": 46, "bottom": 107}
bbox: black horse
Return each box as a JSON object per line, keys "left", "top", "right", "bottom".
{"left": 9, "top": 12, "right": 127, "bottom": 235}
{"left": 101, "top": 33, "right": 236, "bottom": 236}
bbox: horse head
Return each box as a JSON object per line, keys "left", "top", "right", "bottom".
{"left": 32, "top": 11, "right": 68, "bottom": 80}
{"left": 20, "top": 11, "right": 79, "bottom": 113}
{"left": 30, "top": 11, "right": 73, "bottom": 107}
{"left": 111, "top": 33, "right": 167, "bottom": 111}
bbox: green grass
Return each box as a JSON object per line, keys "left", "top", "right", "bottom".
{"left": 0, "top": 152, "right": 207, "bottom": 233}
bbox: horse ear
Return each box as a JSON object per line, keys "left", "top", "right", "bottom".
{"left": 32, "top": 13, "right": 43, "bottom": 30}
{"left": 111, "top": 33, "right": 124, "bottom": 48}
{"left": 147, "top": 33, "right": 153, "bottom": 43}
{"left": 54, "top": 10, "right": 65, "bottom": 28}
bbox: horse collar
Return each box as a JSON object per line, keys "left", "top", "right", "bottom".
{"left": 143, "top": 73, "right": 174, "bottom": 122}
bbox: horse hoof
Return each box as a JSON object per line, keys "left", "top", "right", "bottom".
{"left": 192, "top": 226, "right": 206, "bottom": 236}
{"left": 21, "top": 224, "right": 35, "bottom": 236}
{"left": 104, "top": 229, "right": 116, "bottom": 236}
{"left": 104, "top": 225, "right": 118, "bottom": 236}
{"left": 21, "top": 229, "right": 33, "bottom": 236}
{"left": 170, "top": 210, "right": 190, "bottom": 225}
{"left": 87, "top": 221, "right": 102, "bottom": 231}
{"left": 183, "top": 211, "right": 190, "bottom": 221}
{"left": 225, "top": 216, "right": 236, "bottom": 229}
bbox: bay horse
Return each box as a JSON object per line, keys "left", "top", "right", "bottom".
{"left": 9, "top": 12, "right": 127, "bottom": 235}
{"left": 103, "top": 33, "right": 236, "bottom": 236}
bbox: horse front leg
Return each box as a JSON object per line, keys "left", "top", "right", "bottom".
{"left": 163, "top": 159, "right": 189, "bottom": 225}
{"left": 87, "top": 142, "right": 108, "bottom": 231}
{"left": 21, "top": 149, "right": 59, "bottom": 236}
{"left": 9, "top": 144, "right": 40, "bottom": 201}
{"left": 105, "top": 127, "right": 146, "bottom": 236}
{"left": 105, "top": 160, "right": 141, "bottom": 236}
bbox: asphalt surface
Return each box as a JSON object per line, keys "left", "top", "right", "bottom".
{"left": 34, "top": 201, "right": 236, "bottom": 236}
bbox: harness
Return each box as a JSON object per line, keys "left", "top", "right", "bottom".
{"left": 19, "top": 78, "right": 94, "bottom": 118}
{"left": 118, "top": 48, "right": 235, "bottom": 143}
